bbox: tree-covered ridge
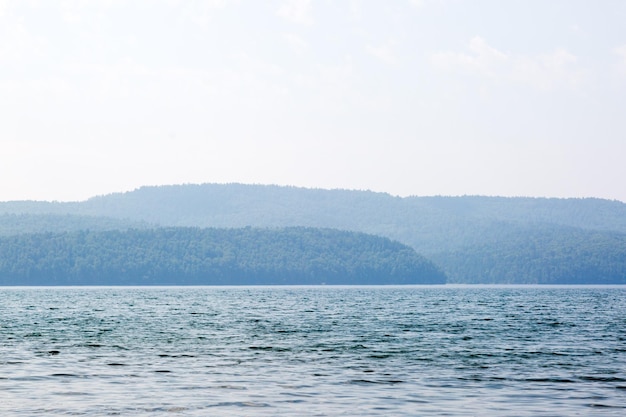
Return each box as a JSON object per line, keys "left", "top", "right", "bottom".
{"left": 1, "top": 183, "right": 625, "bottom": 284}
{"left": 2, "top": 184, "right": 625, "bottom": 235}
{"left": 0, "top": 213, "right": 150, "bottom": 236}
{"left": 0, "top": 227, "right": 446, "bottom": 286}
{"left": 430, "top": 226, "right": 626, "bottom": 284}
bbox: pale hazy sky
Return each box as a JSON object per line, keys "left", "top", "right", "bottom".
{"left": 2, "top": 0, "right": 626, "bottom": 202}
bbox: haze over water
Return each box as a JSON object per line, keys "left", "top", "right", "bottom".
{"left": 1, "top": 286, "right": 625, "bottom": 416}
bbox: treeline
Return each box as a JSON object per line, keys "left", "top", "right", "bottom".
{"left": 2, "top": 183, "right": 625, "bottom": 284}
{"left": 0, "top": 213, "right": 149, "bottom": 236}
{"left": 0, "top": 227, "right": 446, "bottom": 285}
{"left": 431, "top": 226, "right": 626, "bottom": 284}
{"left": 3, "top": 184, "right": 626, "bottom": 239}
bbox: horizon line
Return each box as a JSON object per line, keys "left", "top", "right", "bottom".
{"left": 1, "top": 182, "right": 624, "bottom": 204}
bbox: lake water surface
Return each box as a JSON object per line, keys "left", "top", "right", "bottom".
{"left": 1, "top": 286, "right": 625, "bottom": 416}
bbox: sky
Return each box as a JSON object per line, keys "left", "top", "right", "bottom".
{"left": 1, "top": 0, "right": 626, "bottom": 202}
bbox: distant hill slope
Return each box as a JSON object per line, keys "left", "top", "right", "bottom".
{"left": 3, "top": 184, "right": 626, "bottom": 248}
{"left": 430, "top": 225, "right": 626, "bottom": 284}
{"left": 0, "top": 227, "right": 446, "bottom": 285}
{"left": 0, "top": 213, "right": 150, "bottom": 236}
{"left": 1, "top": 183, "right": 625, "bottom": 284}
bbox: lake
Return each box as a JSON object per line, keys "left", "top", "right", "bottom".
{"left": 1, "top": 286, "right": 625, "bottom": 415}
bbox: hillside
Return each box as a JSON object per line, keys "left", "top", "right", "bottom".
{"left": 1, "top": 183, "right": 625, "bottom": 284}
{"left": 4, "top": 184, "right": 625, "bottom": 233}
{"left": 0, "top": 213, "right": 150, "bottom": 236}
{"left": 0, "top": 227, "right": 445, "bottom": 285}
{"left": 430, "top": 225, "right": 626, "bottom": 284}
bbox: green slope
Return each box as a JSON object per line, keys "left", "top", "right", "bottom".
{"left": 430, "top": 225, "right": 626, "bottom": 284}
{"left": 1, "top": 183, "right": 625, "bottom": 284}
{"left": 0, "top": 227, "right": 446, "bottom": 285}
{"left": 0, "top": 213, "right": 150, "bottom": 236}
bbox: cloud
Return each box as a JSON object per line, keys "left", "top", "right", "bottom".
{"left": 614, "top": 44, "right": 626, "bottom": 75}
{"left": 177, "top": 0, "right": 230, "bottom": 26}
{"left": 432, "top": 36, "right": 507, "bottom": 78}
{"left": 408, "top": 0, "right": 438, "bottom": 10}
{"left": 0, "top": 10, "right": 48, "bottom": 65}
{"left": 284, "top": 32, "right": 308, "bottom": 54}
{"left": 348, "top": 0, "right": 361, "bottom": 20}
{"left": 366, "top": 40, "right": 399, "bottom": 66}
{"left": 408, "top": 0, "right": 425, "bottom": 9}
{"left": 277, "top": 0, "right": 314, "bottom": 25}
{"left": 432, "top": 36, "right": 585, "bottom": 91}
{"left": 510, "top": 48, "right": 583, "bottom": 90}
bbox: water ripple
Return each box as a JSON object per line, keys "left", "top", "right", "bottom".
{"left": 1, "top": 286, "right": 625, "bottom": 416}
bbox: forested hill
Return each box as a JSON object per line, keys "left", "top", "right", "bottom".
{"left": 0, "top": 227, "right": 446, "bottom": 286}
{"left": 430, "top": 225, "right": 626, "bottom": 284}
{"left": 1, "top": 183, "right": 625, "bottom": 284}
{"left": 0, "top": 213, "right": 150, "bottom": 236}
{"left": 2, "top": 184, "right": 625, "bottom": 236}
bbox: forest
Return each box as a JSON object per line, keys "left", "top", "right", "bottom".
{"left": 0, "top": 227, "right": 446, "bottom": 285}
{"left": 1, "top": 183, "right": 625, "bottom": 284}
{"left": 431, "top": 225, "right": 626, "bottom": 284}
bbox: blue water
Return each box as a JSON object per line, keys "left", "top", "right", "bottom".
{"left": 1, "top": 286, "right": 625, "bottom": 416}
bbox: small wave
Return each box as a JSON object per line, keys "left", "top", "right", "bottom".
{"left": 53, "top": 391, "right": 92, "bottom": 396}
{"left": 209, "top": 401, "right": 270, "bottom": 408}
{"left": 215, "top": 385, "right": 247, "bottom": 390}
{"left": 248, "top": 345, "right": 273, "bottom": 350}
{"left": 368, "top": 354, "right": 390, "bottom": 359}
{"left": 525, "top": 377, "right": 576, "bottom": 383}
{"left": 111, "top": 344, "right": 130, "bottom": 350}
{"left": 587, "top": 403, "right": 625, "bottom": 409}
{"left": 349, "top": 379, "right": 404, "bottom": 385}
{"left": 158, "top": 354, "right": 196, "bottom": 358}
{"left": 579, "top": 375, "right": 626, "bottom": 383}
{"left": 349, "top": 379, "right": 381, "bottom": 384}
